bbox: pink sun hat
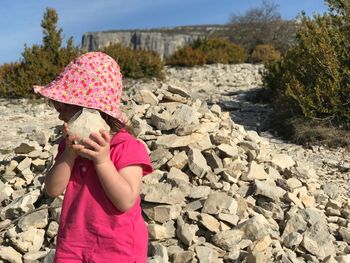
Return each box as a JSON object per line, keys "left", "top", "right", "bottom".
{"left": 33, "top": 52, "right": 126, "bottom": 123}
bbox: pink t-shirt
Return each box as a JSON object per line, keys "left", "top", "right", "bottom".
{"left": 54, "top": 129, "right": 153, "bottom": 263}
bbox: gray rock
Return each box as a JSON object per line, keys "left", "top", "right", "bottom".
{"left": 14, "top": 143, "right": 35, "bottom": 154}
{"left": 148, "top": 220, "right": 176, "bottom": 240}
{"left": 283, "top": 232, "right": 303, "bottom": 249}
{"left": 188, "top": 148, "right": 210, "bottom": 178}
{"left": 46, "top": 221, "right": 59, "bottom": 238}
{"left": 67, "top": 108, "right": 110, "bottom": 143}
{"left": 141, "top": 183, "right": 186, "bottom": 205}
{"left": 188, "top": 186, "right": 211, "bottom": 199}
{"left": 0, "top": 246, "right": 23, "bottom": 263}
{"left": 7, "top": 226, "right": 45, "bottom": 253}
{"left": 16, "top": 157, "right": 32, "bottom": 172}
{"left": 143, "top": 203, "right": 182, "bottom": 224}
{"left": 1, "top": 190, "right": 40, "bottom": 220}
{"left": 254, "top": 180, "right": 286, "bottom": 202}
{"left": 167, "top": 85, "right": 191, "bottom": 98}
{"left": 17, "top": 209, "right": 48, "bottom": 231}
{"left": 134, "top": 89, "right": 159, "bottom": 105}
{"left": 149, "top": 242, "right": 169, "bottom": 263}
{"left": 166, "top": 151, "right": 188, "bottom": 170}
{"left": 270, "top": 154, "right": 295, "bottom": 171}
{"left": 241, "top": 161, "right": 268, "bottom": 181}
{"left": 202, "top": 192, "right": 237, "bottom": 215}
{"left": 301, "top": 221, "right": 336, "bottom": 259}
{"left": 172, "top": 250, "right": 195, "bottom": 263}
{"left": 176, "top": 217, "right": 198, "bottom": 246}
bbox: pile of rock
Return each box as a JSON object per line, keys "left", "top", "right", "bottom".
{"left": 128, "top": 86, "right": 350, "bottom": 263}
{"left": 0, "top": 64, "right": 349, "bottom": 263}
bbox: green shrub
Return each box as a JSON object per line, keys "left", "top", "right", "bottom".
{"left": 0, "top": 8, "right": 80, "bottom": 98}
{"left": 263, "top": 0, "right": 350, "bottom": 130}
{"left": 250, "top": 44, "right": 281, "bottom": 63}
{"left": 195, "top": 38, "right": 247, "bottom": 64}
{"left": 0, "top": 62, "right": 20, "bottom": 82}
{"left": 166, "top": 37, "right": 247, "bottom": 67}
{"left": 101, "top": 43, "right": 164, "bottom": 79}
{"left": 166, "top": 46, "right": 206, "bottom": 67}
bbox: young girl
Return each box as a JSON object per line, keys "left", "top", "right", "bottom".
{"left": 34, "top": 52, "right": 153, "bottom": 263}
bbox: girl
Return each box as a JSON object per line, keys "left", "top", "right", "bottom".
{"left": 34, "top": 52, "right": 153, "bottom": 263}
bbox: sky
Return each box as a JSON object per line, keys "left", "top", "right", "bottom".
{"left": 0, "top": 0, "right": 328, "bottom": 64}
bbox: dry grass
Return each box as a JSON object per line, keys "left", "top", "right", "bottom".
{"left": 281, "top": 117, "right": 350, "bottom": 149}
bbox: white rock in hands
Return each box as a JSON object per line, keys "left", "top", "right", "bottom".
{"left": 67, "top": 108, "right": 110, "bottom": 144}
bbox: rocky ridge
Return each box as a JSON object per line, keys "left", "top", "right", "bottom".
{"left": 0, "top": 64, "right": 349, "bottom": 263}
{"left": 81, "top": 25, "right": 231, "bottom": 59}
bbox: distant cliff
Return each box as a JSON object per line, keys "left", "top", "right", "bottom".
{"left": 81, "top": 23, "right": 296, "bottom": 59}
{"left": 81, "top": 25, "right": 232, "bottom": 59}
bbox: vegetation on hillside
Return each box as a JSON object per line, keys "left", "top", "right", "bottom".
{"left": 101, "top": 43, "right": 164, "bottom": 79}
{"left": 227, "top": 0, "right": 296, "bottom": 54}
{"left": 250, "top": 44, "right": 281, "bottom": 63}
{"left": 262, "top": 0, "right": 350, "bottom": 147}
{"left": 166, "top": 38, "right": 247, "bottom": 66}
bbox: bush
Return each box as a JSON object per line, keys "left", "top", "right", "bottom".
{"left": 166, "top": 47, "right": 206, "bottom": 67}
{"left": 263, "top": 0, "right": 350, "bottom": 131}
{"left": 250, "top": 44, "right": 281, "bottom": 63}
{"left": 166, "top": 37, "right": 247, "bottom": 67}
{"left": 0, "top": 8, "right": 80, "bottom": 98}
{"left": 0, "top": 62, "right": 21, "bottom": 95}
{"left": 101, "top": 43, "right": 164, "bottom": 79}
{"left": 195, "top": 38, "right": 247, "bottom": 64}
{"left": 0, "top": 63, "right": 20, "bottom": 80}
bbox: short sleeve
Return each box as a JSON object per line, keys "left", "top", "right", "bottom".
{"left": 110, "top": 136, "right": 153, "bottom": 176}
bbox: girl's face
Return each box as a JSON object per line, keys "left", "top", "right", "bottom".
{"left": 49, "top": 100, "right": 82, "bottom": 122}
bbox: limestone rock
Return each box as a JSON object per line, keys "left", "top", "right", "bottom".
{"left": 67, "top": 108, "right": 110, "bottom": 143}
{"left": 301, "top": 221, "right": 336, "bottom": 259}
{"left": 0, "top": 246, "right": 22, "bottom": 263}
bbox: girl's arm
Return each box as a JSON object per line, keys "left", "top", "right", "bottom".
{"left": 94, "top": 162, "right": 143, "bottom": 212}
{"left": 45, "top": 129, "right": 80, "bottom": 197}
{"left": 77, "top": 130, "right": 143, "bottom": 212}
{"left": 45, "top": 149, "right": 77, "bottom": 197}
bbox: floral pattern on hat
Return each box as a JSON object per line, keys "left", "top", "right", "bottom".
{"left": 34, "top": 52, "right": 126, "bottom": 123}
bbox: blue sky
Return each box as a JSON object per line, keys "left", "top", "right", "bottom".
{"left": 0, "top": 0, "right": 327, "bottom": 64}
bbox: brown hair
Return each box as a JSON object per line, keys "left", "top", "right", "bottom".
{"left": 99, "top": 111, "right": 133, "bottom": 135}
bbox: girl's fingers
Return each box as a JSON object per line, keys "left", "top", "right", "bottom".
{"left": 72, "top": 144, "right": 84, "bottom": 151}
{"left": 89, "top": 132, "right": 108, "bottom": 146}
{"left": 67, "top": 133, "right": 80, "bottom": 144}
{"left": 82, "top": 137, "right": 101, "bottom": 150}
{"left": 99, "top": 129, "right": 111, "bottom": 143}
{"left": 77, "top": 147, "right": 95, "bottom": 159}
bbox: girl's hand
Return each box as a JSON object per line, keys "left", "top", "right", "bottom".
{"left": 63, "top": 123, "right": 81, "bottom": 159}
{"left": 77, "top": 129, "right": 111, "bottom": 165}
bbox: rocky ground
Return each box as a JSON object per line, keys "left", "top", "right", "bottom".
{"left": 0, "top": 64, "right": 350, "bottom": 263}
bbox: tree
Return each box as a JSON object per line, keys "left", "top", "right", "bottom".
{"left": 42, "top": 8, "right": 62, "bottom": 56}
{"left": 230, "top": 0, "right": 281, "bottom": 24}
{"left": 228, "top": 0, "right": 296, "bottom": 54}
{"left": 263, "top": 0, "right": 350, "bottom": 130}
{"left": 0, "top": 8, "right": 80, "bottom": 97}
